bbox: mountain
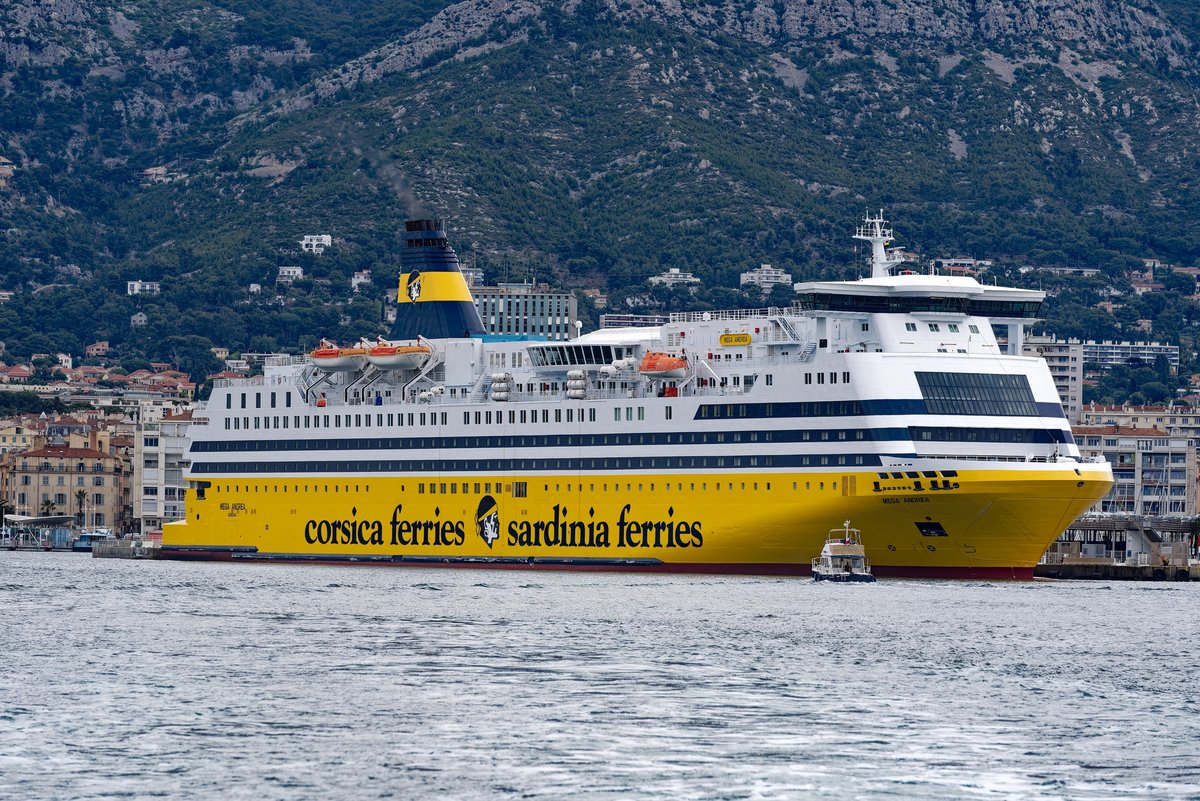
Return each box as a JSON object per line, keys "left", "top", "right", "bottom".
{"left": 3, "top": 0, "right": 1200, "bottom": 381}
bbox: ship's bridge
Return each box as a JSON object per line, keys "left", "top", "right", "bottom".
{"left": 794, "top": 275, "right": 1045, "bottom": 355}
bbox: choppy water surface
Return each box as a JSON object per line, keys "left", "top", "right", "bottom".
{"left": 1, "top": 553, "right": 1198, "bottom": 800}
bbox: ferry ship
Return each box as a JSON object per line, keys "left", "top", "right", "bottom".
{"left": 162, "top": 215, "right": 1113, "bottom": 578}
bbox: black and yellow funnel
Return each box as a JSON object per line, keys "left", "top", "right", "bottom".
{"left": 388, "top": 219, "right": 485, "bottom": 340}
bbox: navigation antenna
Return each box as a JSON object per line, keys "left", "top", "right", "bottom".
{"left": 853, "top": 210, "right": 906, "bottom": 278}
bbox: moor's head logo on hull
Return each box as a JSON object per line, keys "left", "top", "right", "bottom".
{"left": 476, "top": 495, "right": 499, "bottom": 548}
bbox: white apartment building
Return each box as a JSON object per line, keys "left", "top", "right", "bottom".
{"left": 127, "top": 280, "right": 161, "bottom": 296}
{"left": 740, "top": 263, "right": 793, "bottom": 294}
{"left": 1023, "top": 335, "right": 1084, "bottom": 422}
{"left": 473, "top": 282, "right": 580, "bottom": 341}
{"left": 300, "top": 235, "right": 332, "bottom": 254}
{"left": 1083, "top": 340, "right": 1179, "bottom": 370}
{"left": 133, "top": 409, "right": 193, "bottom": 535}
{"left": 1073, "top": 425, "right": 1196, "bottom": 517}
{"left": 648, "top": 268, "right": 701, "bottom": 288}
{"left": 277, "top": 266, "right": 304, "bottom": 284}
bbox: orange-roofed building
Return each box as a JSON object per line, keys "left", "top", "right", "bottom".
{"left": 1, "top": 445, "right": 132, "bottom": 530}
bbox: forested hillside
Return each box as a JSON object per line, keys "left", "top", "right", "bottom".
{"left": 3, "top": 0, "right": 1200, "bottom": 392}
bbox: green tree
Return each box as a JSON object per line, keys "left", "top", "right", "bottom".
{"left": 154, "top": 335, "right": 222, "bottom": 384}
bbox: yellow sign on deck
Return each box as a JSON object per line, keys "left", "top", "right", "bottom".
{"left": 719, "top": 333, "right": 752, "bottom": 346}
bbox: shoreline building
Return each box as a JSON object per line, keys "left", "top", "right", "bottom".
{"left": 133, "top": 409, "right": 193, "bottom": 535}
{"left": 2, "top": 445, "right": 131, "bottom": 530}
{"left": 1023, "top": 335, "right": 1084, "bottom": 422}
{"left": 472, "top": 282, "right": 580, "bottom": 340}
{"left": 1078, "top": 403, "right": 1200, "bottom": 444}
{"left": 1072, "top": 425, "right": 1196, "bottom": 517}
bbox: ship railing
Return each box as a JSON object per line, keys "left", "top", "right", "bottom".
{"left": 212, "top": 374, "right": 298, "bottom": 389}
{"left": 284, "top": 382, "right": 760, "bottom": 409}
{"left": 264, "top": 355, "right": 307, "bottom": 367}
{"left": 670, "top": 307, "right": 801, "bottom": 323}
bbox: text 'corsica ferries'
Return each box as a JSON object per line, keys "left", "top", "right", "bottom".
{"left": 163, "top": 215, "right": 1113, "bottom": 578}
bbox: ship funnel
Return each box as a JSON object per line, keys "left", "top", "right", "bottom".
{"left": 387, "top": 219, "right": 485, "bottom": 340}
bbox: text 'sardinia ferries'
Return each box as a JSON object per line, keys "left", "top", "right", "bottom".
{"left": 163, "top": 215, "right": 1113, "bottom": 578}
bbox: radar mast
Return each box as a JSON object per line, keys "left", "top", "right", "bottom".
{"left": 853, "top": 210, "right": 908, "bottom": 278}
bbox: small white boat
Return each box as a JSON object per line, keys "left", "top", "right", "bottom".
{"left": 812, "top": 521, "right": 876, "bottom": 583}
{"left": 73, "top": 528, "right": 115, "bottom": 552}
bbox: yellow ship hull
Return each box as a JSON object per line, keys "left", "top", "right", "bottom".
{"left": 163, "top": 461, "right": 1113, "bottom": 579}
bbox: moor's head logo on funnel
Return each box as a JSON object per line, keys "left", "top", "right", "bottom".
{"left": 476, "top": 495, "right": 499, "bottom": 548}
{"left": 405, "top": 270, "right": 423, "bottom": 302}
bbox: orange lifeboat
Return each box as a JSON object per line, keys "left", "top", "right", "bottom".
{"left": 366, "top": 340, "right": 432, "bottom": 370}
{"left": 638, "top": 351, "right": 689, "bottom": 379}
{"left": 310, "top": 339, "right": 368, "bottom": 372}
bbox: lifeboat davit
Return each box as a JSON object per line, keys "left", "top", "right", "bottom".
{"left": 639, "top": 351, "right": 689, "bottom": 379}
{"left": 310, "top": 340, "right": 368, "bottom": 372}
{"left": 366, "top": 340, "right": 432, "bottom": 370}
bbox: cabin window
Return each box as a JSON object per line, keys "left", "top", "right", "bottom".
{"left": 928, "top": 324, "right": 940, "bottom": 332}
{"left": 948, "top": 324, "right": 960, "bottom": 333}
{"left": 905, "top": 323, "right": 917, "bottom": 332}
{"left": 817, "top": 373, "right": 825, "bottom": 384}
{"left": 843, "top": 372, "right": 850, "bottom": 383}
{"left": 969, "top": 324, "right": 980, "bottom": 334}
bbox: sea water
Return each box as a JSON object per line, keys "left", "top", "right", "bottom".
{"left": 1, "top": 552, "right": 1197, "bottom": 800}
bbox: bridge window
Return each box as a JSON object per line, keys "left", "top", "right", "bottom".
{"left": 916, "top": 372, "right": 1038, "bottom": 417}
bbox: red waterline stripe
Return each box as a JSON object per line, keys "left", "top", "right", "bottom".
{"left": 160, "top": 548, "right": 1034, "bottom": 580}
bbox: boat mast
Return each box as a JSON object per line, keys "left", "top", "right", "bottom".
{"left": 853, "top": 210, "right": 906, "bottom": 278}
